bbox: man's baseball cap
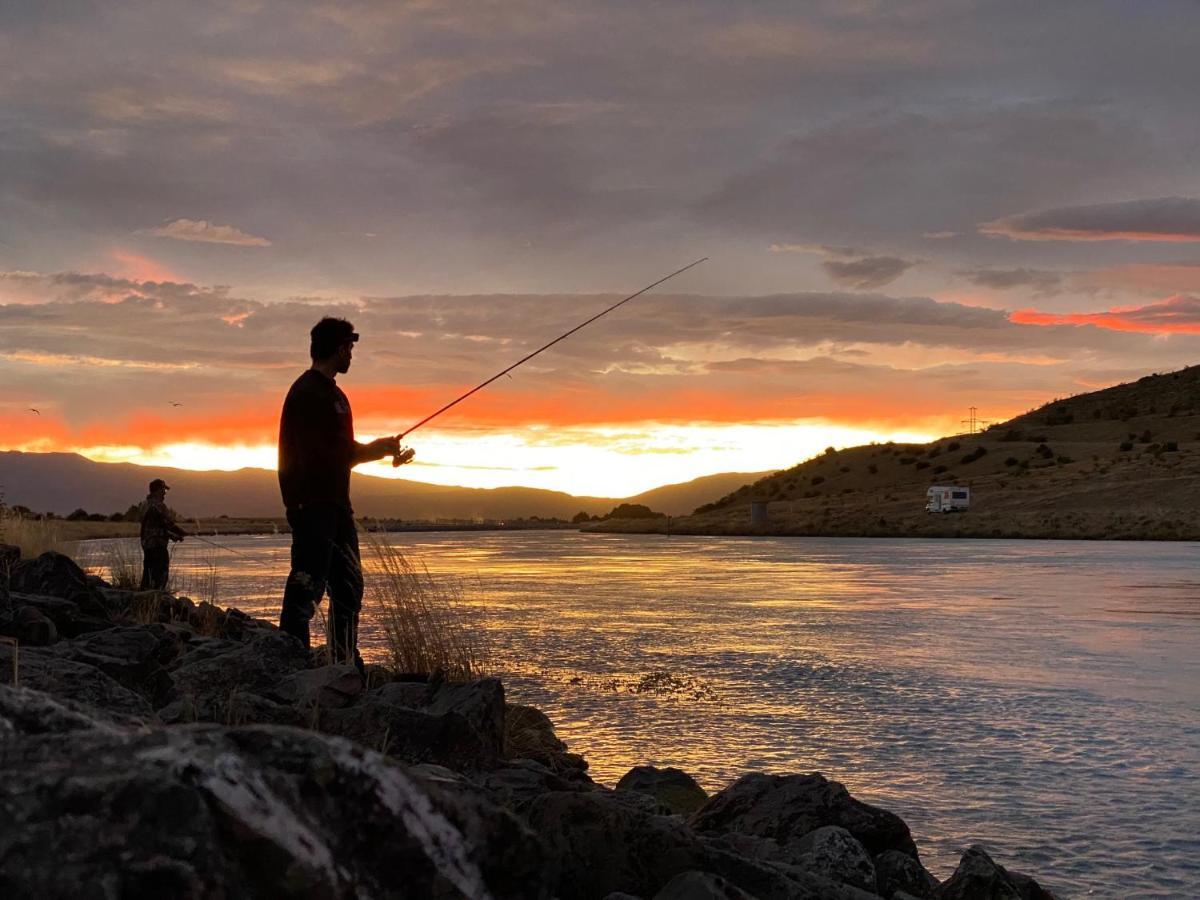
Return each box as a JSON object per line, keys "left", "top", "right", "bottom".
{"left": 149, "top": 478, "right": 170, "bottom": 492}
{"left": 310, "top": 317, "right": 359, "bottom": 359}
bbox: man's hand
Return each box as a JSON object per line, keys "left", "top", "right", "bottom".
{"left": 369, "top": 435, "right": 401, "bottom": 460}
{"left": 395, "top": 446, "right": 415, "bottom": 466}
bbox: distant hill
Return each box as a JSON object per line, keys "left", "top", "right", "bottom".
{"left": 591, "top": 365, "right": 1200, "bottom": 540}
{"left": 0, "top": 451, "right": 767, "bottom": 521}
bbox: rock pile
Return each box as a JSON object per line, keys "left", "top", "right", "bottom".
{"left": 0, "top": 548, "right": 1059, "bottom": 899}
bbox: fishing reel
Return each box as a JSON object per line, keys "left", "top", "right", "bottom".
{"left": 392, "top": 445, "right": 415, "bottom": 468}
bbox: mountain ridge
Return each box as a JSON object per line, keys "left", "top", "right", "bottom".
{"left": 0, "top": 451, "right": 768, "bottom": 520}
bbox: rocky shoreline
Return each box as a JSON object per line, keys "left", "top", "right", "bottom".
{"left": 1, "top": 544, "right": 1059, "bottom": 899}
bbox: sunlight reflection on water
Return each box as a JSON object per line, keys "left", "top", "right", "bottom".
{"left": 136, "top": 531, "right": 1200, "bottom": 897}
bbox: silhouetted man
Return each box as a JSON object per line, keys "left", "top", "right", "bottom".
{"left": 139, "top": 478, "right": 185, "bottom": 590}
{"left": 278, "top": 317, "right": 414, "bottom": 670}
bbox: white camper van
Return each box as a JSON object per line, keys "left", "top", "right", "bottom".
{"left": 926, "top": 485, "right": 970, "bottom": 513}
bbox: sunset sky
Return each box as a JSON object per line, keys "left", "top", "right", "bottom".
{"left": 4, "top": 2, "right": 1200, "bottom": 496}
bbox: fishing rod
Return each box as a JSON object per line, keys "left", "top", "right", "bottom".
{"left": 391, "top": 257, "right": 708, "bottom": 466}
{"left": 182, "top": 527, "right": 251, "bottom": 558}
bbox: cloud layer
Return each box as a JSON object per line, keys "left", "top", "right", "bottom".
{"left": 982, "top": 198, "right": 1200, "bottom": 243}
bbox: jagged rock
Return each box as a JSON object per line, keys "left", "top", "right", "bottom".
{"left": 426, "top": 677, "right": 506, "bottom": 758}
{"left": 0, "top": 644, "right": 154, "bottom": 721}
{"left": 505, "top": 701, "right": 590, "bottom": 774}
{"left": 9, "top": 591, "right": 111, "bottom": 638}
{"left": 527, "top": 789, "right": 879, "bottom": 900}
{"left": 654, "top": 870, "right": 757, "bottom": 899}
{"left": 478, "top": 758, "right": 595, "bottom": 813}
{"left": 876, "top": 849, "right": 939, "bottom": 898}
{"left": 936, "top": 845, "right": 1058, "bottom": 900}
{"left": 9, "top": 551, "right": 94, "bottom": 604}
{"left": 319, "top": 696, "right": 498, "bottom": 768}
{"left": 16, "top": 606, "right": 58, "bottom": 645}
{"left": 0, "top": 714, "right": 552, "bottom": 898}
{"left": 50, "top": 624, "right": 181, "bottom": 706}
{"left": 0, "top": 684, "right": 146, "bottom": 736}
{"left": 166, "top": 630, "right": 310, "bottom": 721}
{"left": 617, "top": 765, "right": 709, "bottom": 816}
{"left": 691, "top": 773, "right": 919, "bottom": 860}
{"left": 786, "top": 825, "right": 876, "bottom": 893}
{"left": 269, "top": 664, "right": 363, "bottom": 710}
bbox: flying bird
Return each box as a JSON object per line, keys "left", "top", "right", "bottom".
{"left": 169, "top": 401, "right": 184, "bottom": 407}
{"left": 28, "top": 408, "right": 40, "bottom": 415}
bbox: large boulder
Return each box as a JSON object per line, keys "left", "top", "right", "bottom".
{"left": 8, "top": 591, "right": 112, "bottom": 638}
{"left": 319, "top": 696, "right": 497, "bottom": 769}
{"left": 0, "top": 605, "right": 58, "bottom": 646}
{"left": 0, "top": 705, "right": 552, "bottom": 898}
{"left": 8, "top": 552, "right": 97, "bottom": 607}
{"left": 876, "top": 849, "right": 938, "bottom": 899}
{"left": 269, "top": 664, "right": 364, "bottom": 711}
{"left": 477, "top": 758, "right": 595, "bottom": 814}
{"left": 505, "top": 701, "right": 590, "bottom": 774}
{"left": 50, "top": 624, "right": 182, "bottom": 707}
{"left": 161, "top": 630, "right": 310, "bottom": 722}
{"left": 0, "top": 644, "right": 154, "bottom": 721}
{"left": 617, "top": 766, "right": 709, "bottom": 816}
{"left": 0, "top": 684, "right": 147, "bottom": 736}
{"left": 526, "top": 789, "right": 879, "bottom": 900}
{"left": 786, "top": 825, "right": 876, "bottom": 893}
{"left": 690, "top": 773, "right": 919, "bottom": 860}
{"left": 935, "top": 846, "right": 1058, "bottom": 900}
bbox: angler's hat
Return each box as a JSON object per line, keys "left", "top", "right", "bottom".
{"left": 149, "top": 478, "right": 170, "bottom": 492}
{"left": 310, "top": 317, "right": 359, "bottom": 359}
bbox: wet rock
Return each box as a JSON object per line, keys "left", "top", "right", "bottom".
{"left": 269, "top": 664, "right": 363, "bottom": 711}
{"left": 691, "top": 772, "right": 919, "bottom": 860}
{"left": 876, "top": 849, "right": 939, "bottom": 898}
{"left": 654, "top": 870, "right": 756, "bottom": 899}
{"left": 1, "top": 605, "right": 59, "bottom": 646}
{"left": 786, "top": 825, "right": 876, "bottom": 893}
{"left": 0, "top": 714, "right": 552, "bottom": 899}
{"left": 617, "top": 765, "right": 709, "bottom": 816}
{"left": 935, "top": 845, "right": 1058, "bottom": 900}
{"left": 505, "top": 701, "right": 590, "bottom": 774}
{"left": 9, "top": 552, "right": 97, "bottom": 606}
{"left": 0, "top": 644, "right": 154, "bottom": 721}
{"left": 527, "top": 789, "right": 877, "bottom": 900}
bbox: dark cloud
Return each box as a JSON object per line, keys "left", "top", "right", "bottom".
{"left": 959, "top": 267, "right": 1064, "bottom": 294}
{"left": 981, "top": 197, "right": 1200, "bottom": 243}
{"left": 822, "top": 256, "right": 914, "bottom": 289}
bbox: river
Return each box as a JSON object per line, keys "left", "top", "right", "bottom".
{"left": 101, "top": 531, "right": 1200, "bottom": 897}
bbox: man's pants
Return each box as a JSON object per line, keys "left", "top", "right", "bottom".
{"left": 279, "top": 504, "right": 364, "bottom": 668}
{"left": 140, "top": 546, "right": 169, "bottom": 591}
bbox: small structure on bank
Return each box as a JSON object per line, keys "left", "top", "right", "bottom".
{"left": 925, "top": 485, "right": 970, "bottom": 514}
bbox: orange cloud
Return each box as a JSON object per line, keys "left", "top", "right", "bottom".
{"left": 108, "top": 248, "right": 182, "bottom": 284}
{"left": 1010, "top": 295, "right": 1200, "bottom": 334}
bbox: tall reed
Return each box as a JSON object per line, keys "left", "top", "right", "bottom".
{"left": 362, "top": 530, "right": 485, "bottom": 681}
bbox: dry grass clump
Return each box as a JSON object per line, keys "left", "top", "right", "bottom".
{"left": 362, "top": 531, "right": 485, "bottom": 681}
{"left": 0, "top": 509, "right": 64, "bottom": 559}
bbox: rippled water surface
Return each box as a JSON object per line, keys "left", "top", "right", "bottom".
{"left": 148, "top": 532, "right": 1199, "bottom": 897}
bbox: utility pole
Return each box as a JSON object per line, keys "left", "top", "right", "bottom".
{"left": 961, "top": 407, "right": 983, "bottom": 434}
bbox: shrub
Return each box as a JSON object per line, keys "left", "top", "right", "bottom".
{"left": 1004, "top": 457, "right": 1019, "bottom": 467}
{"left": 916, "top": 461, "right": 930, "bottom": 470}
{"left": 960, "top": 446, "right": 988, "bottom": 464}
{"left": 933, "top": 465, "right": 947, "bottom": 474}
{"left": 1119, "top": 441, "right": 1134, "bottom": 452}
{"left": 867, "top": 464, "right": 878, "bottom": 475}
{"left": 947, "top": 441, "right": 960, "bottom": 451}
{"left": 811, "top": 476, "right": 825, "bottom": 486}
{"left": 1165, "top": 441, "right": 1179, "bottom": 452}
{"left": 898, "top": 456, "right": 917, "bottom": 465}
{"left": 1056, "top": 455, "right": 1073, "bottom": 465}
{"left": 839, "top": 465, "right": 851, "bottom": 473}
{"left": 1036, "top": 443, "right": 1054, "bottom": 458}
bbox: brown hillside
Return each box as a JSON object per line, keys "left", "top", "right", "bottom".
{"left": 589, "top": 364, "right": 1200, "bottom": 540}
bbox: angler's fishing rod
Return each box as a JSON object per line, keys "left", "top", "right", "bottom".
{"left": 392, "top": 257, "right": 708, "bottom": 466}
{"left": 183, "top": 529, "right": 251, "bottom": 558}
